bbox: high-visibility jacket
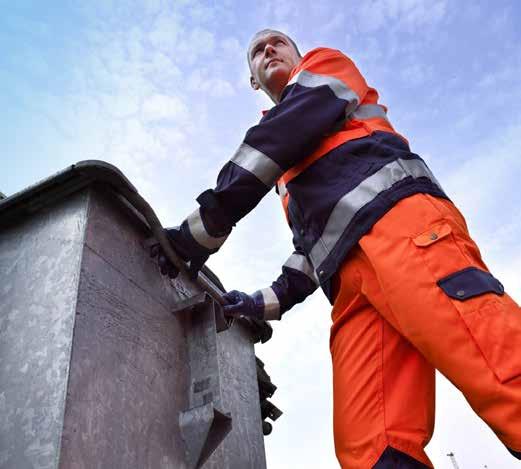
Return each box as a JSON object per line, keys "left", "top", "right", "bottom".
{"left": 186, "top": 47, "right": 447, "bottom": 319}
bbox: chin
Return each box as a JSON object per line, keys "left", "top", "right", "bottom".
{"left": 265, "top": 67, "right": 291, "bottom": 91}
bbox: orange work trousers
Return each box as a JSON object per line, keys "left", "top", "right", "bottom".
{"left": 330, "top": 193, "right": 521, "bottom": 468}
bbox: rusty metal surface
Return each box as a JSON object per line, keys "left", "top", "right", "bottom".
{"left": 0, "top": 191, "right": 89, "bottom": 469}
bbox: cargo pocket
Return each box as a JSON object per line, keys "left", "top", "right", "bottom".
{"left": 412, "top": 221, "right": 453, "bottom": 247}
{"left": 437, "top": 267, "right": 504, "bottom": 300}
{"left": 438, "top": 267, "right": 521, "bottom": 383}
{"left": 412, "top": 221, "right": 472, "bottom": 280}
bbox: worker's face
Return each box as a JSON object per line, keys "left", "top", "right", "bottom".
{"left": 249, "top": 32, "right": 301, "bottom": 103}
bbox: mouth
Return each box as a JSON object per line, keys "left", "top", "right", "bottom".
{"left": 265, "top": 59, "right": 282, "bottom": 69}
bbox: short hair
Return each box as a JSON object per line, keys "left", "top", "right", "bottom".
{"left": 247, "top": 29, "right": 302, "bottom": 71}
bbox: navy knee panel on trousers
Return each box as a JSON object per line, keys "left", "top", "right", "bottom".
{"left": 373, "top": 447, "right": 431, "bottom": 468}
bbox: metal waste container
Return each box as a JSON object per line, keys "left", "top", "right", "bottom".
{"left": 0, "top": 161, "right": 278, "bottom": 469}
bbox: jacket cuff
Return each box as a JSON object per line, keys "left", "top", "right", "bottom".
{"left": 252, "top": 288, "right": 281, "bottom": 321}
{"left": 196, "top": 189, "right": 235, "bottom": 234}
{"left": 184, "top": 208, "right": 229, "bottom": 253}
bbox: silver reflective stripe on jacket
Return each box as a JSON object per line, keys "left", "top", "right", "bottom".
{"left": 283, "top": 252, "right": 319, "bottom": 286}
{"left": 309, "top": 158, "right": 442, "bottom": 270}
{"left": 331, "top": 103, "right": 390, "bottom": 133}
{"left": 231, "top": 142, "right": 284, "bottom": 188}
{"left": 259, "top": 287, "right": 280, "bottom": 320}
{"left": 287, "top": 70, "right": 360, "bottom": 105}
{"left": 186, "top": 208, "right": 229, "bottom": 251}
{"left": 351, "top": 104, "right": 389, "bottom": 122}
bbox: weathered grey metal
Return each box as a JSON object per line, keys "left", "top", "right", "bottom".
{"left": 0, "top": 163, "right": 269, "bottom": 469}
{"left": 175, "top": 290, "right": 268, "bottom": 469}
{"left": 0, "top": 160, "right": 273, "bottom": 345}
{"left": 0, "top": 191, "right": 89, "bottom": 469}
{"left": 179, "top": 403, "right": 232, "bottom": 469}
{"left": 58, "top": 187, "right": 192, "bottom": 469}
{"left": 212, "top": 312, "right": 268, "bottom": 468}
{"left": 173, "top": 293, "right": 232, "bottom": 469}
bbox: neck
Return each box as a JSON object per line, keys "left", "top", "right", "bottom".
{"left": 263, "top": 84, "right": 283, "bottom": 104}
{"left": 268, "top": 91, "right": 281, "bottom": 104}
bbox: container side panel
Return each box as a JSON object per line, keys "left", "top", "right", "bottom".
{"left": 59, "top": 188, "right": 191, "bottom": 469}
{"left": 207, "top": 324, "right": 267, "bottom": 469}
{"left": 83, "top": 186, "right": 198, "bottom": 302}
{"left": 0, "top": 192, "right": 89, "bottom": 469}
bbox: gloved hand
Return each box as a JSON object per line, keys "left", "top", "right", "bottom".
{"left": 223, "top": 290, "right": 264, "bottom": 320}
{"left": 150, "top": 225, "right": 210, "bottom": 280}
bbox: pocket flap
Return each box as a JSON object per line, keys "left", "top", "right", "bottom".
{"left": 413, "top": 222, "right": 452, "bottom": 247}
{"left": 437, "top": 267, "right": 504, "bottom": 301}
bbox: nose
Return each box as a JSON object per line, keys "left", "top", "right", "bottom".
{"left": 264, "top": 43, "right": 276, "bottom": 57}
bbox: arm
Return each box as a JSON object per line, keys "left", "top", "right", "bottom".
{"left": 166, "top": 49, "right": 369, "bottom": 274}
{"left": 224, "top": 250, "right": 318, "bottom": 321}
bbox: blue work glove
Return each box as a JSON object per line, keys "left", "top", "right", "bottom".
{"left": 150, "top": 225, "right": 210, "bottom": 280}
{"left": 223, "top": 290, "right": 265, "bottom": 320}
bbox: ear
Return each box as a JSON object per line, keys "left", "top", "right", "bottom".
{"left": 250, "top": 75, "right": 260, "bottom": 90}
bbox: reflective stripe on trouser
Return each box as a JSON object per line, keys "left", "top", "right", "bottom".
{"left": 331, "top": 193, "right": 521, "bottom": 468}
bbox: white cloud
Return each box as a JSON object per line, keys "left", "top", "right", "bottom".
{"left": 142, "top": 93, "right": 189, "bottom": 122}
{"left": 174, "top": 27, "right": 216, "bottom": 65}
{"left": 351, "top": 36, "right": 385, "bottom": 64}
{"left": 354, "top": 0, "right": 448, "bottom": 34}
{"left": 190, "top": 27, "right": 216, "bottom": 53}
{"left": 400, "top": 61, "right": 430, "bottom": 86}
{"left": 395, "top": 0, "right": 447, "bottom": 27}
{"left": 188, "top": 2, "right": 216, "bottom": 23}
{"left": 187, "top": 68, "right": 235, "bottom": 98}
{"left": 220, "top": 37, "right": 243, "bottom": 58}
{"left": 148, "top": 14, "right": 184, "bottom": 53}
{"left": 97, "top": 92, "right": 141, "bottom": 119}
{"left": 319, "top": 11, "right": 346, "bottom": 34}
{"left": 441, "top": 123, "right": 521, "bottom": 228}
{"left": 109, "top": 118, "right": 167, "bottom": 162}
{"left": 143, "top": 51, "right": 183, "bottom": 86}
{"left": 355, "top": 1, "right": 387, "bottom": 33}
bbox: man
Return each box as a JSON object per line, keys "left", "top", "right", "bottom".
{"left": 155, "top": 30, "right": 521, "bottom": 468}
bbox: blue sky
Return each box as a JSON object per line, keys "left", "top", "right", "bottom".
{"left": 2, "top": 1, "right": 521, "bottom": 467}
